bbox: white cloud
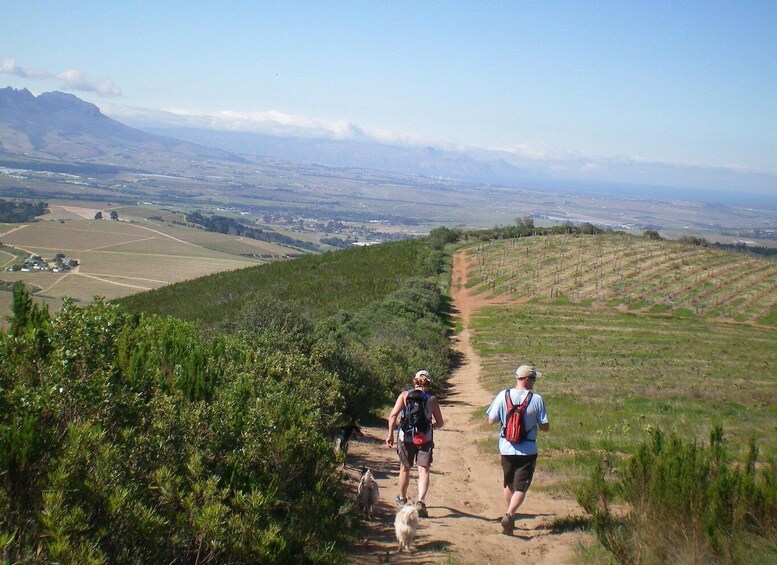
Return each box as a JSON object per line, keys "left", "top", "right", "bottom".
{"left": 489, "top": 142, "right": 567, "bottom": 161}
{"left": 579, "top": 162, "right": 600, "bottom": 173}
{"left": 1, "top": 58, "right": 49, "bottom": 79}
{"left": 99, "top": 102, "right": 777, "bottom": 193}
{"left": 1, "top": 58, "right": 121, "bottom": 97}
{"left": 55, "top": 69, "right": 121, "bottom": 97}
{"left": 103, "top": 104, "right": 426, "bottom": 146}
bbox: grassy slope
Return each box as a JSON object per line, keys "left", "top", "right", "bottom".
{"left": 467, "top": 233, "right": 777, "bottom": 477}
{"left": 114, "top": 238, "right": 430, "bottom": 324}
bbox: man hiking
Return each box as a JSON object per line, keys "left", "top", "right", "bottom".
{"left": 486, "top": 364, "right": 549, "bottom": 535}
{"left": 386, "top": 369, "right": 444, "bottom": 518}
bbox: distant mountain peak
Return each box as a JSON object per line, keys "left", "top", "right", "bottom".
{"left": 0, "top": 86, "right": 31, "bottom": 95}
{"left": 0, "top": 87, "right": 242, "bottom": 164}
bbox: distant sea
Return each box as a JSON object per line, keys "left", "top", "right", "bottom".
{"left": 533, "top": 179, "right": 777, "bottom": 210}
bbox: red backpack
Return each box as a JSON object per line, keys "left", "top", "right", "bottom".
{"left": 503, "top": 390, "right": 533, "bottom": 443}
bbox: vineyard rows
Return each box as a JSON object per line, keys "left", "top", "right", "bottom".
{"left": 466, "top": 233, "right": 777, "bottom": 325}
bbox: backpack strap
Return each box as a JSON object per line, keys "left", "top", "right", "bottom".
{"left": 522, "top": 391, "right": 535, "bottom": 440}
{"left": 505, "top": 389, "right": 532, "bottom": 411}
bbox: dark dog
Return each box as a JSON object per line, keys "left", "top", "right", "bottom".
{"left": 332, "top": 417, "right": 364, "bottom": 469}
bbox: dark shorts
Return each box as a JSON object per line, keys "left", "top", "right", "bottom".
{"left": 397, "top": 440, "right": 434, "bottom": 468}
{"left": 501, "top": 453, "right": 538, "bottom": 492}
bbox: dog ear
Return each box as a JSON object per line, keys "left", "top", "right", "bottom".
{"left": 361, "top": 465, "right": 367, "bottom": 474}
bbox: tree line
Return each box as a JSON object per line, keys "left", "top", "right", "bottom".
{"left": 185, "top": 211, "right": 320, "bottom": 252}
{"left": 0, "top": 200, "right": 47, "bottom": 223}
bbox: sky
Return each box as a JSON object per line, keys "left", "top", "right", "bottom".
{"left": 2, "top": 1, "right": 777, "bottom": 193}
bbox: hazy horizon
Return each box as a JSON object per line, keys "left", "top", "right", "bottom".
{"left": 2, "top": 2, "right": 776, "bottom": 199}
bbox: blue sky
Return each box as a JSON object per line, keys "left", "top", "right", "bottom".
{"left": 2, "top": 1, "right": 776, "bottom": 191}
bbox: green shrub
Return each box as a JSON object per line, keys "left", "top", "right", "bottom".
{"left": 576, "top": 426, "right": 777, "bottom": 564}
{"left": 0, "top": 288, "right": 348, "bottom": 563}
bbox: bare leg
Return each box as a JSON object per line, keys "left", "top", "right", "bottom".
{"left": 398, "top": 464, "right": 410, "bottom": 499}
{"left": 507, "top": 489, "right": 526, "bottom": 516}
{"left": 417, "top": 465, "right": 430, "bottom": 502}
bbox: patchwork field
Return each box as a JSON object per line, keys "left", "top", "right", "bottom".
{"left": 463, "top": 234, "right": 777, "bottom": 480}
{"left": 0, "top": 215, "right": 263, "bottom": 317}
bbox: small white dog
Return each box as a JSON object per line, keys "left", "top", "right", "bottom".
{"left": 394, "top": 504, "right": 419, "bottom": 552}
{"left": 357, "top": 467, "right": 379, "bottom": 520}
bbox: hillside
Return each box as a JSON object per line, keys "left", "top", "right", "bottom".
{"left": 444, "top": 235, "right": 777, "bottom": 564}
{"left": 468, "top": 232, "right": 777, "bottom": 324}
{"left": 460, "top": 232, "right": 777, "bottom": 460}
{"left": 113, "top": 237, "right": 438, "bottom": 324}
{"left": 0, "top": 231, "right": 454, "bottom": 563}
{"left": 3, "top": 228, "right": 775, "bottom": 563}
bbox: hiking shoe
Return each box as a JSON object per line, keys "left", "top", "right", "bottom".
{"left": 395, "top": 495, "right": 408, "bottom": 507}
{"left": 500, "top": 513, "right": 515, "bottom": 535}
{"left": 415, "top": 501, "right": 429, "bottom": 518}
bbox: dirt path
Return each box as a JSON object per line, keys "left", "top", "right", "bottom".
{"left": 344, "top": 248, "right": 587, "bottom": 564}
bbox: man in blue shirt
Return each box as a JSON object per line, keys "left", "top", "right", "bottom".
{"left": 486, "top": 364, "right": 549, "bottom": 535}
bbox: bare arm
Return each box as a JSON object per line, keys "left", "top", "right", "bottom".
{"left": 539, "top": 422, "right": 550, "bottom": 432}
{"left": 430, "top": 396, "right": 444, "bottom": 430}
{"left": 385, "top": 392, "right": 407, "bottom": 447}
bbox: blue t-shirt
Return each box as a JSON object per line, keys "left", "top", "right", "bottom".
{"left": 486, "top": 389, "right": 548, "bottom": 456}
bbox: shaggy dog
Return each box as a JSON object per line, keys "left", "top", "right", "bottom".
{"left": 394, "top": 504, "right": 419, "bottom": 552}
{"left": 356, "top": 467, "right": 379, "bottom": 520}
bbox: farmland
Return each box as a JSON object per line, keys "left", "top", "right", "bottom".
{"left": 467, "top": 232, "right": 777, "bottom": 324}
{"left": 0, "top": 207, "right": 267, "bottom": 317}
{"left": 463, "top": 233, "right": 777, "bottom": 472}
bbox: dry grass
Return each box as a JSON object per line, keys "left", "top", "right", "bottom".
{"left": 0, "top": 217, "right": 262, "bottom": 318}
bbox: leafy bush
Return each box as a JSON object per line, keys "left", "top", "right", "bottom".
{"left": 1, "top": 287, "right": 349, "bottom": 563}
{"left": 576, "top": 426, "right": 777, "bottom": 564}
{"left": 115, "top": 235, "right": 455, "bottom": 420}
{"left": 333, "top": 277, "right": 453, "bottom": 400}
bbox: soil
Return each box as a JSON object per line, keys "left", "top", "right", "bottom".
{"left": 343, "top": 248, "right": 590, "bottom": 564}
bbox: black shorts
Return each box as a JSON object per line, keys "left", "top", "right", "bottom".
{"left": 397, "top": 440, "right": 434, "bottom": 468}
{"left": 501, "top": 454, "right": 538, "bottom": 492}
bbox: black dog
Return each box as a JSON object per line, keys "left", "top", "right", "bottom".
{"left": 332, "top": 417, "right": 364, "bottom": 469}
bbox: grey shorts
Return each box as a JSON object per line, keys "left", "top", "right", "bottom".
{"left": 397, "top": 440, "right": 434, "bottom": 468}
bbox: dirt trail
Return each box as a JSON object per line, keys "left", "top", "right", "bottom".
{"left": 344, "top": 248, "right": 587, "bottom": 564}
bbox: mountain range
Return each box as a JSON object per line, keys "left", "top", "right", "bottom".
{"left": 1, "top": 86, "right": 776, "bottom": 211}
{"left": 0, "top": 86, "right": 527, "bottom": 183}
